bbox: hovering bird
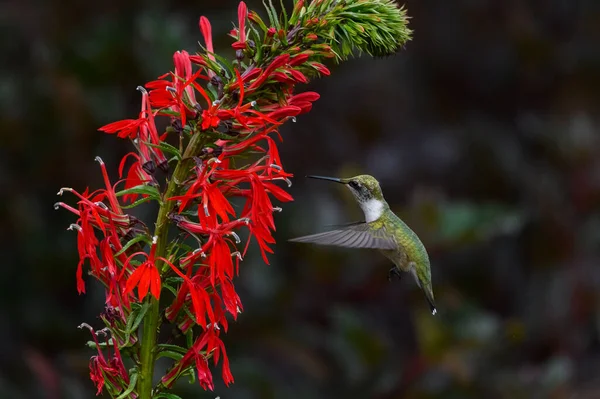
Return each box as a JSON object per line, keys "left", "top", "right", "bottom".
{"left": 290, "top": 175, "right": 437, "bottom": 315}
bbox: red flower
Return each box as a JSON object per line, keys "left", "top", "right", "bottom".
{"left": 161, "top": 325, "right": 232, "bottom": 390}
{"left": 123, "top": 236, "right": 162, "bottom": 300}
{"left": 80, "top": 324, "right": 129, "bottom": 396}
{"left": 231, "top": 2, "right": 248, "bottom": 49}
{"left": 201, "top": 109, "right": 220, "bottom": 130}
{"left": 98, "top": 119, "right": 143, "bottom": 139}
{"left": 118, "top": 152, "right": 153, "bottom": 203}
{"left": 199, "top": 16, "right": 216, "bottom": 80}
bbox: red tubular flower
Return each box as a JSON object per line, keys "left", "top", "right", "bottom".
{"left": 80, "top": 324, "right": 129, "bottom": 396}
{"left": 162, "top": 326, "right": 232, "bottom": 390}
{"left": 123, "top": 237, "right": 162, "bottom": 300}
{"left": 247, "top": 54, "right": 290, "bottom": 90}
{"left": 199, "top": 16, "right": 216, "bottom": 80}
{"left": 173, "top": 50, "right": 198, "bottom": 108}
{"left": 231, "top": 2, "right": 248, "bottom": 49}
{"left": 165, "top": 261, "right": 218, "bottom": 328}
{"left": 118, "top": 152, "right": 153, "bottom": 203}
{"left": 98, "top": 118, "right": 144, "bottom": 139}
{"left": 309, "top": 61, "right": 331, "bottom": 75}
{"left": 289, "top": 53, "right": 310, "bottom": 66}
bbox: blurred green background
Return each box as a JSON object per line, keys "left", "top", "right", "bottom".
{"left": 2, "top": 0, "right": 600, "bottom": 398}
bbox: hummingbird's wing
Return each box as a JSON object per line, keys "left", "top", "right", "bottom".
{"left": 289, "top": 222, "right": 397, "bottom": 250}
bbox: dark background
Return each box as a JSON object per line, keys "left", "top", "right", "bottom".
{"left": 2, "top": 0, "right": 600, "bottom": 398}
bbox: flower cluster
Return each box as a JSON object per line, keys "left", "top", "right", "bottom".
{"left": 56, "top": 0, "right": 410, "bottom": 397}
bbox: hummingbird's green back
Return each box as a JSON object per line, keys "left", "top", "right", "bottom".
{"left": 374, "top": 209, "right": 431, "bottom": 282}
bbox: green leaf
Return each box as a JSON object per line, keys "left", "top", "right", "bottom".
{"left": 263, "top": 0, "right": 280, "bottom": 30}
{"left": 211, "top": 52, "right": 236, "bottom": 80}
{"left": 154, "top": 393, "right": 184, "bottom": 399}
{"left": 129, "top": 302, "right": 150, "bottom": 332}
{"left": 158, "top": 343, "right": 189, "bottom": 353}
{"left": 144, "top": 141, "right": 182, "bottom": 161}
{"left": 156, "top": 350, "right": 185, "bottom": 361}
{"left": 123, "top": 302, "right": 150, "bottom": 344}
{"left": 115, "top": 234, "right": 152, "bottom": 257}
{"left": 279, "top": 0, "right": 288, "bottom": 29}
{"left": 116, "top": 184, "right": 162, "bottom": 204}
{"left": 120, "top": 196, "right": 156, "bottom": 209}
{"left": 115, "top": 369, "right": 138, "bottom": 399}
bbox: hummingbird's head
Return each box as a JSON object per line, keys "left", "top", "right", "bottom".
{"left": 306, "top": 174, "right": 387, "bottom": 222}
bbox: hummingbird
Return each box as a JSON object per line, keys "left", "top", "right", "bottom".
{"left": 289, "top": 175, "right": 437, "bottom": 315}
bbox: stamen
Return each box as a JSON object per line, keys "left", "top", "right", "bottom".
{"left": 229, "top": 232, "right": 241, "bottom": 244}
{"left": 94, "top": 156, "right": 104, "bottom": 165}
{"left": 77, "top": 322, "right": 93, "bottom": 331}
{"left": 193, "top": 248, "right": 207, "bottom": 258}
{"left": 67, "top": 224, "right": 83, "bottom": 232}
{"left": 204, "top": 204, "right": 210, "bottom": 217}
{"left": 269, "top": 164, "right": 282, "bottom": 170}
{"left": 151, "top": 236, "right": 158, "bottom": 245}
{"left": 206, "top": 322, "right": 220, "bottom": 330}
{"left": 272, "top": 207, "right": 282, "bottom": 212}
{"left": 273, "top": 177, "right": 292, "bottom": 187}
{"left": 231, "top": 251, "right": 243, "bottom": 260}
{"left": 136, "top": 85, "right": 148, "bottom": 95}
{"left": 57, "top": 187, "right": 73, "bottom": 195}
{"left": 94, "top": 202, "right": 109, "bottom": 210}
{"left": 291, "top": 117, "right": 297, "bottom": 122}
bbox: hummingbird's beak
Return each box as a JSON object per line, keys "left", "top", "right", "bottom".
{"left": 306, "top": 175, "right": 348, "bottom": 184}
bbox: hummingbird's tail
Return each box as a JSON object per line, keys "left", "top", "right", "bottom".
{"left": 423, "top": 284, "right": 437, "bottom": 316}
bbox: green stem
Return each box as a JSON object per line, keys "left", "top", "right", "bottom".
{"left": 137, "top": 132, "right": 206, "bottom": 399}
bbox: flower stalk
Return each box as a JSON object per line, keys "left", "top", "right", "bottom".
{"left": 56, "top": 1, "right": 411, "bottom": 397}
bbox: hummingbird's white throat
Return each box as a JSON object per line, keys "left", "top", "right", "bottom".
{"left": 360, "top": 198, "right": 384, "bottom": 223}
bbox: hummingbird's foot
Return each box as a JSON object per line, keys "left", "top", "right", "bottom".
{"left": 388, "top": 267, "right": 401, "bottom": 282}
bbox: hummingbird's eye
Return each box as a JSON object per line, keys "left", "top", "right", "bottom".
{"left": 349, "top": 181, "right": 360, "bottom": 189}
